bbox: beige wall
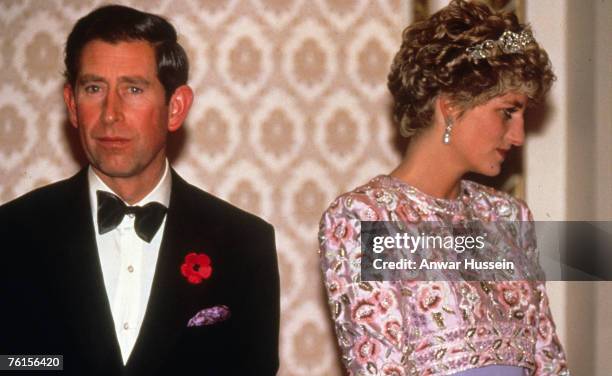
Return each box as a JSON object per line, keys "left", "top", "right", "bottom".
{"left": 594, "top": 0, "right": 612, "bottom": 372}
{"left": 526, "top": 0, "right": 612, "bottom": 375}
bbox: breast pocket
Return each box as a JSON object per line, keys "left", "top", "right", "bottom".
{"left": 175, "top": 319, "right": 236, "bottom": 372}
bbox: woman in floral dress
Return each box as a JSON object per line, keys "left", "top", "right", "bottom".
{"left": 318, "top": 1, "right": 569, "bottom": 375}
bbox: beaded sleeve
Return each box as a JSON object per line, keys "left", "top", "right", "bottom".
{"left": 319, "top": 193, "right": 408, "bottom": 375}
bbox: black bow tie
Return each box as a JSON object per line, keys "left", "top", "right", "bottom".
{"left": 97, "top": 190, "right": 167, "bottom": 243}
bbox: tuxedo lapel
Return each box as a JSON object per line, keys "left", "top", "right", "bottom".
{"left": 126, "top": 171, "right": 222, "bottom": 375}
{"left": 51, "top": 169, "right": 123, "bottom": 373}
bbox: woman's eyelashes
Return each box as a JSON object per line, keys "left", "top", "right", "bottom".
{"left": 502, "top": 107, "right": 518, "bottom": 120}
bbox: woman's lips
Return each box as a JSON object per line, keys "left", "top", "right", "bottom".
{"left": 496, "top": 148, "right": 509, "bottom": 160}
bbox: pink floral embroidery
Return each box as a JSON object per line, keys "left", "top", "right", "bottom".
{"left": 537, "top": 312, "right": 554, "bottom": 345}
{"left": 325, "top": 217, "right": 354, "bottom": 249}
{"left": 374, "top": 289, "right": 397, "bottom": 314}
{"left": 352, "top": 300, "right": 378, "bottom": 324}
{"left": 382, "top": 362, "right": 406, "bottom": 376}
{"left": 326, "top": 275, "right": 345, "bottom": 297}
{"left": 525, "top": 305, "right": 538, "bottom": 326}
{"left": 395, "top": 203, "right": 422, "bottom": 223}
{"left": 354, "top": 336, "right": 380, "bottom": 365}
{"left": 416, "top": 283, "right": 443, "bottom": 313}
{"left": 496, "top": 281, "right": 532, "bottom": 310}
{"left": 384, "top": 320, "right": 402, "bottom": 345}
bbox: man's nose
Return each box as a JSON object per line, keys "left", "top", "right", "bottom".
{"left": 102, "top": 90, "right": 123, "bottom": 125}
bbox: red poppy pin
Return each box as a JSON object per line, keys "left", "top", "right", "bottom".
{"left": 181, "top": 252, "right": 212, "bottom": 284}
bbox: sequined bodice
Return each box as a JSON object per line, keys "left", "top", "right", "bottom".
{"left": 319, "top": 175, "right": 569, "bottom": 376}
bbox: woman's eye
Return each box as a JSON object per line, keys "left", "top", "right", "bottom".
{"left": 502, "top": 108, "right": 517, "bottom": 120}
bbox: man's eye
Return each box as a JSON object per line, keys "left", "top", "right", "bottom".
{"left": 128, "top": 86, "right": 143, "bottom": 94}
{"left": 84, "top": 85, "right": 100, "bottom": 94}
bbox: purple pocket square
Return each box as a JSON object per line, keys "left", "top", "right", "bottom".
{"left": 187, "top": 305, "right": 231, "bottom": 327}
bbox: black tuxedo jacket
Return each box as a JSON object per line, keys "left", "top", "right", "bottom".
{"left": 0, "top": 168, "right": 279, "bottom": 375}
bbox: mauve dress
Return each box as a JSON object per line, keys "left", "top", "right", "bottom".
{"left": 319, "top": 175, "right": 569, "bottom": 375}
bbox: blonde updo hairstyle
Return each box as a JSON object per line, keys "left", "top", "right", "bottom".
{"left": 388, "top": 0, "right": 555, "bottom": 137}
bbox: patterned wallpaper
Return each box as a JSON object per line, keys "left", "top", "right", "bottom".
{"left": 0, "top": 0, "right": 404, "bottom": 374}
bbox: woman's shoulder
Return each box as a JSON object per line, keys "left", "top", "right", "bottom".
{"left": 320, "top": 176, "right": 534, "bottom": 223}
{"left": 463, "top": 180, "right": 533, "bottom": 221}
{"left": 320, "top": 175, "right": 408, "bottom": 222}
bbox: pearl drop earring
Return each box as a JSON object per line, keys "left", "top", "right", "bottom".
{"left": 443, "top": 117, "right": 453, "bottom": 145}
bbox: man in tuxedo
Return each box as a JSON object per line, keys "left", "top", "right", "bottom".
{"left": 0, "top": 5, "right": 279, "bottom": 375}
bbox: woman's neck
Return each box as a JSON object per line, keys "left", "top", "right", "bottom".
{"left": 390, "top": 131, "right": 465, "bottom": 200}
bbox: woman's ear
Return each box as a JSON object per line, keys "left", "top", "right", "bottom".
{"left": 437, "top": 94, "right": 458, "bottom": 122}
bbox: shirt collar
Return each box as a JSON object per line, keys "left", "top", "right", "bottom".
{"left": 88, "top": 160, "right": 172, "bottom": 220}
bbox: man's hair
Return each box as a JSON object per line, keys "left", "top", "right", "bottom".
{"left": 388, "top": 0, "right": 555, "bottom": 137}
{"left": 64, "top": 4, "right": 189, "bottom": 102}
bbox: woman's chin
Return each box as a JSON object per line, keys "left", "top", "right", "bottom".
{"left": 474, "top": 164, "right": 502, "bottom": 177}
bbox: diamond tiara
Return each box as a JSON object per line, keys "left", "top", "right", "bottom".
{"left": 466, "top": 29, "right": 535, "bottom": 60}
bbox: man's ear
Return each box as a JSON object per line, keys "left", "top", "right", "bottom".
{"left": 167, "top": 85, "right": 194, "bottom": 132}
{"left": 63, "top": 83, "right": 78, "bottom": 128}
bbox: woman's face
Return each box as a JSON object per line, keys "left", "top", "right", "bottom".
{"left": 451, "top": 92, "right": 527, "bottom": 176}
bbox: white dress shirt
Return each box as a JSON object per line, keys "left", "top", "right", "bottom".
{"left": 88, "top": 161, "right": 171, "bottom": 364}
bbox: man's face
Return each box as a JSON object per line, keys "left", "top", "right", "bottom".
{"left": 65, "top": 40, "right": 171, "bottom": 181}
